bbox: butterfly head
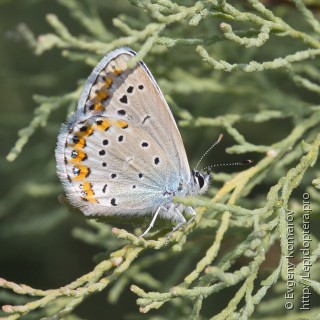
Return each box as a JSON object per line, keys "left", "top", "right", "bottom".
{"left": 190, "top": 169, "right": 211, "bottom": 195}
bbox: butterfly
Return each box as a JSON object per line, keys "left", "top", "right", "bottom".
{"left": 55, "top": 47, "right": 210, "bottom": 238}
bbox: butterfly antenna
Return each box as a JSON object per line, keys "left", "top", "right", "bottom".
{"left": 203, "top": 159, "right": 253, "bottom": 172}
{"left": 195, "top": 133, "right": 224, "bottom": 170}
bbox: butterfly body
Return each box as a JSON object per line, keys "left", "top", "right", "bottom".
{"left": 56, "top": 48, "right": 210, "bottom": 236}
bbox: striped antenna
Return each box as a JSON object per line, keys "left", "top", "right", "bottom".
{"left": 203, "top": 160, "right": 253, "bottom": 172}
{"left": 195, "top": 133, "right": 224, "bottom": 170}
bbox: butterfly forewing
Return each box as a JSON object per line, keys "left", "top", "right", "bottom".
{"left": 56, "top": 48, "right": 190, "bottom": 217}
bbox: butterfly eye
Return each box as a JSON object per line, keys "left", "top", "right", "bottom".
{"left": 197, "top": 174, "right": 205, "bottom": 189}
{"left": 192, "top": 170, "right": 204, "bottom": 188}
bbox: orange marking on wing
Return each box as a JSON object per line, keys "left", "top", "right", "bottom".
{"left": 72, "top": 164, "right": 90, "bottom": 181}
{"left": 72, "top": 136, "right": 86, "bottom": 148}
{"left": 115, "top": 120, "right": 129, "bottom": 129}
{"left": 88, "top": 103, "right": 105, "bottom": 112}
{"left": 70, "top": 149, "right": 87, "bottom": 163}
{"left": 78, "top": 126, "right": 94, "bottom": 137}
{"left": 95, "top": 119, "right": 111, "bottom": 131}
{"left": 95, "top": 103, "right": 106, "bottom": 111}
{"left": 113, "top": 68, "right": 122, "bottom": 76}
{"left": 83, "top": 196, "right": 97, "bottom": 203}
{"left": 95, "top": 89, "right": 109, "bottom": 101}
{"left": 105, "top": 78, "right": 113, "bottom": 88}
{"left": 82, "top": 181, "right": 97, "bottom": 203}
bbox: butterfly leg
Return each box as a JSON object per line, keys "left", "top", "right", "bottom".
{"left": 185, "top": 206, "right": 197, "bottom": 226}
{"left": 165, "top": 207, "right": 187, "bottom": 242}
{"left": 140, "top": 206, "right": 166, "bottom": 238}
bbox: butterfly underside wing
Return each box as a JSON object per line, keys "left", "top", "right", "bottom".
{"left": 56, "top": 48, "right": 199, "bottom": 232}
